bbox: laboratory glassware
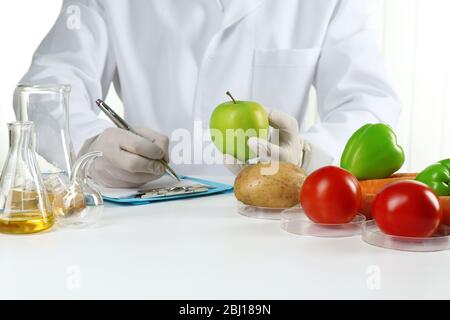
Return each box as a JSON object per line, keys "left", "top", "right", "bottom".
{"left": 49, "top": 151, "right": 103, "bottom": 228}
{"left": 14, "top": 84, "right": 76, "bottom": 179}
{"left": 0, "top": 121, "right": 54, "bottom": 234}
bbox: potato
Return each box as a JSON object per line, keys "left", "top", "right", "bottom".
{"left": 234, "top": 162, "right": 307, "bottom": 208}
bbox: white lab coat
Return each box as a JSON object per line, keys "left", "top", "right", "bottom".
{"left": 19, "top": 0, "right": 400, "bottom": 175}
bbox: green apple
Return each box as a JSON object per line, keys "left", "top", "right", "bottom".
{"left": 210, "top": 92, "right": 269, "bottom": 161}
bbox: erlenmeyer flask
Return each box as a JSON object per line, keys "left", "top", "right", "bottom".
{"left": 13, "top": 84, "right": 75, "bottom": 180}
{"left": 0, "top": 121, "right": 54, "bottom": 234}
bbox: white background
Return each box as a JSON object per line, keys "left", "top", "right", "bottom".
{"left": 0, "top": 0, "right": 449, "bottom": 171}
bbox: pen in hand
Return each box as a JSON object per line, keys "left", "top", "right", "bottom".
{"left": 95, "top": 99, "right": 181, "bottom": 182}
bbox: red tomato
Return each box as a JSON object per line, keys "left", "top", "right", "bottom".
{"left": 372, "top": 181, "right": 442, "bottom": 237}
{"left": 300, "top": 166, "right": 362, "bottom": 224}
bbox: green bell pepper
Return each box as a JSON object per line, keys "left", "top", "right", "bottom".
{"left": 415, "top": 159, "right": 450, "bottom": 196}
{"left": 439, "top": 158, "right": 450, "bottom": 171}
{"left": 340, "top": 123, "right": 405, "bottom": 180}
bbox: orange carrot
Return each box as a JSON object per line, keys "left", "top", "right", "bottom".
{"left": 360, "top": 193, "right": 377, "bottom": 219}
{"left": 357, "top": 174, "right": 450, "bottom": 225}
{"left": 440, "top": 197, "right": 450, "bottom": 226}
{"left": 359, "top": 173, "right": 417, "bottom": 194}
{"left": 358, "top": 173, "right": 417, "bottom": 219}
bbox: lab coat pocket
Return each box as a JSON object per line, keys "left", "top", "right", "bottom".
{"left": 251, "top": 48, "right": 320, "bottom": 113}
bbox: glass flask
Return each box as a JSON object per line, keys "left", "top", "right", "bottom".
{"left": 14, "top": 84, "right": 76, "bottom": 179}
{"left": 49, "top": 151, "right": 103, "bottom": 228}
{"left": 0, "top": 121, "right": 54, "bottom": 234}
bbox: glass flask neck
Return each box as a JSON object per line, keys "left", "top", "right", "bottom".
{"left": 8, "top": 121, "right": 35, "bottom": 153}
{"left": 70, "top": 151, "right": 102, "bottom": 185}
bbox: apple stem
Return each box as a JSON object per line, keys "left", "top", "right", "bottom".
{"left": 226, "top": 91, "right": 237, "bottom": 104}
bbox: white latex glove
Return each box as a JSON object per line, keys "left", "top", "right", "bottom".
{"left": 223, "top": 109, "right": 311, "bottom": 175}
{"left": 79, "top": 127, "right": 169, "bottom": 188}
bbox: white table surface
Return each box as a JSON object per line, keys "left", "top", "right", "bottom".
{"left": 1, "top": 176, "right": 449, "bottom": 300}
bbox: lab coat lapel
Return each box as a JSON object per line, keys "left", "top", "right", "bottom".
{"left": 193, "top": 0, "right": 264, "bottom": 122}
{"left": 221, "top": 0, "right": 264, "bottom": 31}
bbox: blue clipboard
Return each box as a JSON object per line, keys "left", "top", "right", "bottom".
{"left": 102, "top": 176, "right": 233, "bottom": 205}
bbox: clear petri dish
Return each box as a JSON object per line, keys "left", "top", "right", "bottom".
{"left": 237, "top": 201, "right": 288, "bottom": 220}
{"left": 362, "top": 220, "right": 450, "bottom": 252}
{"left": 280, "top": 206, "right": 366, "bottom": 238}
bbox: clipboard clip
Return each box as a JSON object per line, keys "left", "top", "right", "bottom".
{"left": 135, "top": 184, "right": 212, "bottom": 199}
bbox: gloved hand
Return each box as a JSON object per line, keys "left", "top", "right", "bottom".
{"left": 79, "top": 127, "right": 169, "bottom": 187}
{"left": 223, "top": 109, "right": 311, "bottom": 174}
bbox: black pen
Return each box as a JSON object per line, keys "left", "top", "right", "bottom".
{"left": 95, "top": 99, "right": 181, "bottom": 182}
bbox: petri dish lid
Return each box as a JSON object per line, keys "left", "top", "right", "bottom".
{"left": 237, "top": 201, "right": 287, "bottom": 220}
{"left": 280, "top": 206, "right": 366, "bottom": 238}
{"left": 362, "top": 220, "right": 450, "bottom": 252}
